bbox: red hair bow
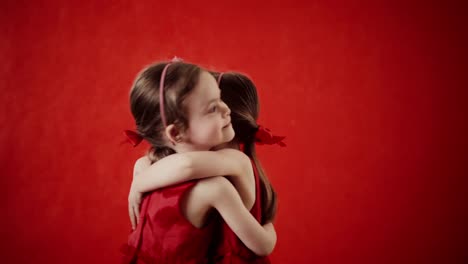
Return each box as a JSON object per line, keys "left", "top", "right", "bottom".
{"left": 123, "top": 130, "right": 144, "bottom": 147}
{"left": 255, "top": 125, "right": 286, "bottom": 147}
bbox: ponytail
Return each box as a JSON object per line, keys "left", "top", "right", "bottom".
{"left": 244, "top": 140, "right": 277, "bottom": 224}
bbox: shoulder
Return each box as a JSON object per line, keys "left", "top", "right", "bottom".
{"left": 217, "top": 149, "right": 253, "bottom": 173}
{"left": 217, "top": 148, "right": 250, "bottom": 162}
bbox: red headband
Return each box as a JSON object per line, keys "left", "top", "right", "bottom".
{"left": 159, "top": 63, "right": 171, "bottom": 128}
{"left": 160, "top": 57, "right": 183, "bottom": 128}
{"left": 124, "top": 58, "right": 182, "bottom": 147}
{"left": 217, "top": 72, "right": 224, "bottom": 86}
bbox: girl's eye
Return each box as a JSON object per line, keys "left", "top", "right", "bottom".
{"left": 209, "top": 105, "right": 218, "bottom": 113}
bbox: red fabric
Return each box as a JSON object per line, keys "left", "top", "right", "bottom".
{"left": 121, "top": 180, "right": 216, "bottom": 264}
{"left": 255, "top": 126, "right": 286, "bottom": 147}
{"left": 123, "top": 130, "right": 144, "bottom": 147}
{"left": 120, "top": 159, "right": 271, "bottom": 264}
{"left": 213, "top": 159, "right": 271, "bottom": 264}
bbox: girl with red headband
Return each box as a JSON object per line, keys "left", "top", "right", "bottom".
{"left": 126, "top": 71, "right": 285, "bottom": 263}
{"left": 121, "top": 60, "right": 278, "bottom": 264}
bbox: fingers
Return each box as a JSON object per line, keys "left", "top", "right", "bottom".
{"left": 128, "top": 188, "right": 143, "bottom": 231}
{"left": 129, "top": 203, "right": 136, "bottom": 230}
{"left": 134, "top": 204, "right": 140, "bottom": 226}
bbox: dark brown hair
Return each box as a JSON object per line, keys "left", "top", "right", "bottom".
{"left": 215, "top": 72, "right": 278, "bottom": 224}
{"left": 130, "top": 61, "right": 201, "bottom": 163}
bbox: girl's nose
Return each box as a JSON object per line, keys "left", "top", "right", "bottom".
{"left": 221, "top": 101, "right": 231, "bottom": 117}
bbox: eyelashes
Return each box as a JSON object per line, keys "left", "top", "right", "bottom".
{"left": 208, "top": 105, "right": 218, "bottom": 113}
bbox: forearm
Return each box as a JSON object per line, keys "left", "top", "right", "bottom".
{"left": 260, "top": 223, "right": 277, "bottom": 255}
{"left": 135, "top": 150, "right": 248, "bottom": 193}
{"left": 134, "top": 154, "right": 193, "bottom": 192}
{"left": 235, "top": 219, "right": 276, "bottom": 256}
{"left": 184, "top": 149, "right": 248, "bottom": 179}
{"left": 212, "top": 178, "right": 277, "bottom": 256}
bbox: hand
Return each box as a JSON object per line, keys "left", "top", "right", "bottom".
{"left": 129, "top": 156, "right": 151, "bottom": 230}
{"left": 128, "top": 180, "right": 143, "bottom": 230}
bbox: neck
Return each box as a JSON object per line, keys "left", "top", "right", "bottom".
{"left": 211, "top": 140, "right": 240, "bottom": 151}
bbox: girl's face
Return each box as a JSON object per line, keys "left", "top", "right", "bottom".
{"left": 183, "top": 71, "right": 234, "bottom": 150}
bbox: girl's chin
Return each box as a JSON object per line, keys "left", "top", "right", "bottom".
{"left": 226, "top": 129, "right": 235, "bottom": 141}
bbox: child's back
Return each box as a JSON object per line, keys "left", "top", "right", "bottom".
{"left": 122, "top": 180, "right": 216, "bottom": 264}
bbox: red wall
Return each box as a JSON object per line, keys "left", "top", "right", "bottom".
{"left": 1, "top": 1, "right": 467, "bottom": 263}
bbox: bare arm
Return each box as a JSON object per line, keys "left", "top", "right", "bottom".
{"left": 128, "top": 157, "right": 151, "bottom": 230}
{"left": 197, "top": 177, "right": 276, "bottom": 256}
{"left": 128, "top": 151, "right": 253, "bottom": 230}
{"left": 133, "top": 149, "right": 251, "bottom": 193}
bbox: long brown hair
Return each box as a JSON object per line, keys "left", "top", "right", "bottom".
{"left": 216, "top": 72, "right": 278, "bottom": 224}
{"left": 130, "top": 61, "right": 201, "bottom": 163}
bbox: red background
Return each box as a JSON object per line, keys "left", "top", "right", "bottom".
{"left": 1, "top": 1, "right": 467, "bottom": 263}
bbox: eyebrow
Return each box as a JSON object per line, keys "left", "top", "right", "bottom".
{"left": 204, "top": 89, "right": 221, "bottom": 107}
{"left": 203, "top": 98, "right": 219, "bottom": 111}
{"left": 205, "top": 98, "right": 218, "bottom": 105}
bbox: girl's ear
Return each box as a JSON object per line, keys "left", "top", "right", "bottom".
{"left": 164, "top": 124, "right": 183, "bottom": 145}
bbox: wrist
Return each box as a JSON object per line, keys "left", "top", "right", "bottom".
{"left": 131, "top": 179, "right": 143, "bottom": 193}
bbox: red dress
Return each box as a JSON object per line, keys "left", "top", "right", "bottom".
{"left": 121, "top": 180, "right": 217, "bottom": 264}
{"left": 212, "top": 160, "right": 271, "bottom": 263}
